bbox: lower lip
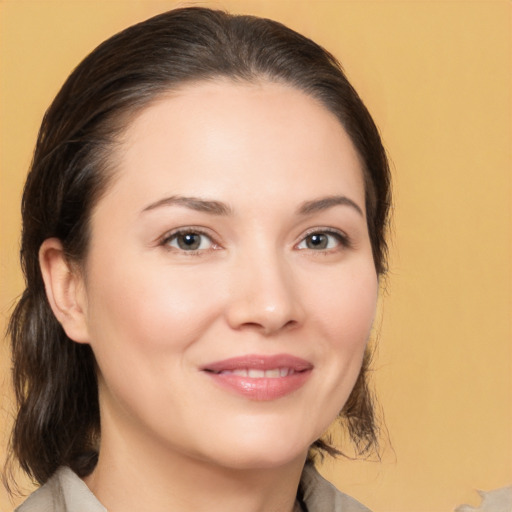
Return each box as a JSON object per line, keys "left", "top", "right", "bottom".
{"left": 204, "top": 370, "right": 312, "bottom": 401}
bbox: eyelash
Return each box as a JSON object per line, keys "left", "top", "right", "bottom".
{"left": 160, "top": 228, "right": 219, "bottom": 255}
{"left": 159, "top": 227, "right": 351, "bottom": 255}
{"left": 296, "top": 228, "right": 351, "bottom": 253}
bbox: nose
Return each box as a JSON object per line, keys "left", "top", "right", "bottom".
{"left": 225, "top": 250, "right": 305, "bottom": 336}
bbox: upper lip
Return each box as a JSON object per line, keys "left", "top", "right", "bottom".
{"left": 201, "top": 354, "right": 313, "bottom": 373}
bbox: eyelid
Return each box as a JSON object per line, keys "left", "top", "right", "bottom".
{"left": 159, "top": 226, "right": 222, "bottom": 253}
{"left": 157, "top": 225, "right": 351, "bottom": 253}
{"left": 295, "top": 227, "right": 352, "bottom": 250}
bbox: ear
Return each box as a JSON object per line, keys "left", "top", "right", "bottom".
{"left": 39, "top": 238, "right": 90, "bottom": 344}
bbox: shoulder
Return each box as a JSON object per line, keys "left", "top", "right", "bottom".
{"left": 15, "top": 467, "right": 106, "bottom": 512}
{"left": 300, "top": 463, "right": 372, "bottom": 512}
{"left": 15, "top": 468, "right": 66, "bottom": 512}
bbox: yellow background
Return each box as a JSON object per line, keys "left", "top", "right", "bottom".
{"left": 1, "top": 1, "right": 510, "bottom": 511}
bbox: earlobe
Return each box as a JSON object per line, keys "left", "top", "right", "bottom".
{"left": 39, "top": 238, "right": 90, "bottom": 344}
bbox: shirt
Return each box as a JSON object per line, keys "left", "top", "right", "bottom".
{"left": 15, "top": 464, "right": 371, "bottom": 512}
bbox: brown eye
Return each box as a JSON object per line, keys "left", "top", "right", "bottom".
{"left": 297, "top": 231, "right": 346, "bottom": 251}
{"left": 165, "top": 231, "right": 214, "bottom": 251}
{"left": 305, "top": 233, "right": 329, "bottom": 249}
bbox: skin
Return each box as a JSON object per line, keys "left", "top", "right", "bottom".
{"left": 40, "top": 80, "right": 378, "bottom": 512}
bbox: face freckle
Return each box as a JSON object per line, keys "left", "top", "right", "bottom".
{"left": 81, "top": 80, "right": 378, "bottom": 470}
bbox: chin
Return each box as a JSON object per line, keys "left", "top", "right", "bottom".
{"left": 195, "top": 426, "right": 312, "bottom": 471}
{"left": 213, "top": 447, "right": 307, "bottom": 471}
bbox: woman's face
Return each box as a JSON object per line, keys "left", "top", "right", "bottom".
{"left": 78, "top": 80, "right": 378, "bottom": 469}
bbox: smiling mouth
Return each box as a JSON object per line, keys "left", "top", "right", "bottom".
{"left": 201, "top": 354, "right": 313, "bottom": 400}
{"left": 202, "top": 354, "right": 313, "bottom": 374}
{"left": 208, "top": 368, "right": 300, "bottom": 378}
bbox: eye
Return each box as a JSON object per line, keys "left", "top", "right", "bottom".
{"left": 296, "top": 230, "right": 347, "bottom": 251}
{"left": 163, "top": 230, "right": 216, "bottom": 252}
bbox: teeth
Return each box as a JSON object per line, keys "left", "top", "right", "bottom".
{"left": 219, "top": 368, "right": 293, "bottom": 378}
{"left": 248, "top": 369, "right": 265, "bottom": 378}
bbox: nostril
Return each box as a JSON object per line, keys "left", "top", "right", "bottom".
{"left": 225, "top": 270, "right": 305, "bottom": 334}
{"left": 237, "top": 318, "right": 299, "bottom": 335}
{"left": 282, "top": 319, "right": 298, "bottom": 330}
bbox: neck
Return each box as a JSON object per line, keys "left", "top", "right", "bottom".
{"left": 84, "top": 407, "right": 307, "bottom": 512}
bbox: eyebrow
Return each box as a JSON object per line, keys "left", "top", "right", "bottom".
{"left": 141, "top": 194, "right": 363, "bottom": 217}
{"left": 142, "top": 195, "right": 232, "bottom": 215}
{"left": 298, "top": 195, "right": 364, "bottom": 217}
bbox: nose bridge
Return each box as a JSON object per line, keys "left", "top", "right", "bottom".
{"left": 226, "top": 241, "right": 303, "bottom": 334}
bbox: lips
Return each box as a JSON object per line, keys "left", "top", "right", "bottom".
{"left": 217, "top": 368, "right": 295, "bottom": 378}
{"left": 201, "top": 354, "right": 313, "bottom": 401}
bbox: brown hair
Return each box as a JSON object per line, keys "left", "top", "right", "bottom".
{"left": 6, "top": 6, "right": 391, "bottom": 488}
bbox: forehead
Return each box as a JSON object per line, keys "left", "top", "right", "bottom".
{"left": 99, "top": 80, "right": 365, "bottom": 215}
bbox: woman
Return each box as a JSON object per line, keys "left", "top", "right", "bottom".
{"left": 6, "top": 7, "right": 390, "bottom": 512}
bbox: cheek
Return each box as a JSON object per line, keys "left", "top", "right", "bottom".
{"left": 293, "top": 261, "right": 378, "bottom": 440}
{"left": 82, "top": 261, "right": 226, "bottom": 427}
{"left": 307, "top": 260, "right": 377, "bottom": 407}
{"left": 308, "top": 263, "right": 378, "bottom": 350}
{"left": 83, "top": 258, "right": 224, "bottom": 364}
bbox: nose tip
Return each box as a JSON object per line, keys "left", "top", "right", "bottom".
{"left": 225, "top": 260, "right": 304, "bottom": 335}
{"left": 226, "top": 299, "right": 300, "bottom": 335}
{"left": 244, "top": 305, "right": 299, "bottom": 335}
